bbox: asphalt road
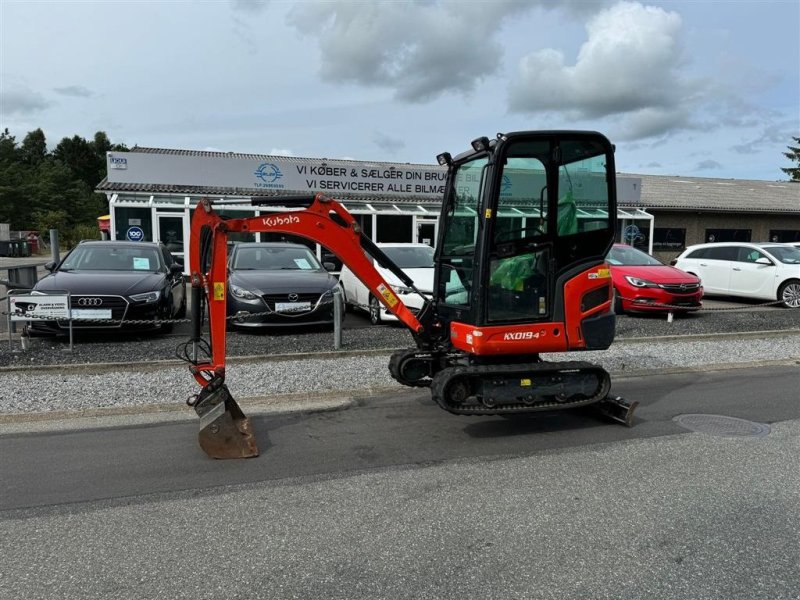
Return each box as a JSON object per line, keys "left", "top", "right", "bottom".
{"left": 1, "top": 364, "right": 798, "bottom": 599}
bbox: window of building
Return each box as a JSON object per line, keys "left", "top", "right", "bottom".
{"left": 114, "top": 207, "right": 152, "bottom": 242}
{"left": 768, "top": 229, "right": 800, "bottom": 243}
{"left": 653, "top": 228, "right": 686, "bottom": 250}
{"left": 352, "top": 214, "right": 374, "bottom": 239}
{"left": 705, "top": 229, "right": 751, "bottom": 243}
{"left": 376, "top": 215, "right": 413, "bottom": 243}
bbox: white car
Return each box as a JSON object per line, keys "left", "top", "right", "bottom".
{"left": 339, "top": 243, "right": 434, "bottom": 324}
{"left": 673, "top": 242, "right": 800, "bottom": 308}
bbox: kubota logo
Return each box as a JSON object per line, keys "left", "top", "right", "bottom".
{"left": 503, "top": 331, "right": 541, "bottom": 341}
{"left": 262, "top": 215, "right": 300, "bottom": 227}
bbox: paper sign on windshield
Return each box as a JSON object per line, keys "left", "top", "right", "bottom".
{"left": 293, "top": 258, "right": 312, "bottom": 269}
{"left": 133, "top": 257, "right": 151, "bottom": 270}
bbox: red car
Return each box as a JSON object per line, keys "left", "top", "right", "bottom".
{"left": 606, "top": 244, "right": 703, "bottom": 314}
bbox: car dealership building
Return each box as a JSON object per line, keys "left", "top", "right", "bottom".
{"left": 96, "top": 147, "right": 799, "bottom": 268}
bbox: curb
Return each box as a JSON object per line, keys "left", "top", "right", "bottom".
{"left": 1, "top": 359, "right": 797, "bottom": 435}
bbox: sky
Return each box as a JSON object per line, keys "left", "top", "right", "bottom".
{"left": 1, "top": 0, "right": 798, "bottom": 182}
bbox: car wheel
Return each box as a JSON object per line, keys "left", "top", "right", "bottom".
{"left": 778, "top": 279, "right": 800, "bottom": 308}
{"left": 613, "top": 288, "right": 624, "bottom": 315}
{"left": 368, "top": 295, "right": 382, "bottom": 325}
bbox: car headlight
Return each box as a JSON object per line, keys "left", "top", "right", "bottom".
{"left": 230, "top": 284, "right": 258, "bottom": 300}
{"left": 130, "top": 290, "right": 161, "bottom": 303}
{"left": 624, "top": 276, "right": 657, "bottom": 288}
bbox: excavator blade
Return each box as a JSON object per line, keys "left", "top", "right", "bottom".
{"left": 596, "top": 395, "right": 639, "bottom": 427}
{"left": 194, "top": 383, "right": 259, "bottom": 459}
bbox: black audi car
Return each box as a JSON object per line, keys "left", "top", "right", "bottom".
{"left": 30, "top": 240, "right": 186, "bottom": 334}
{"left": 227, "top": 242, "right": 342, "bottom": 328}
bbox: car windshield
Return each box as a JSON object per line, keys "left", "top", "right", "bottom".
{"left": 232, "top": 246, "right": 322, "bottom": 270}
{"left": 60, "top": 245, "right": 163, "bottom": 272}
{"left": 606, "top": 245, "right": 662, "bottom": 266}
{"left": 762, "top": 245, "right": 800, "bottom": 264}
{"left": 381, "top": 246, "right": 435, "bottom": 269}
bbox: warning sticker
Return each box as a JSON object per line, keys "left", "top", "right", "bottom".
{"left": 213, "top": 282, "right": 225, "bottom": 301}
{"left": 377, "top": 284, "right": 398, "bottom": 308}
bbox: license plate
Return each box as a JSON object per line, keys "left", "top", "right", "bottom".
{"left": 275, "top": 302, "right": 311, "bottom": 313}
{"left": 72, "top": 309, "right": 113, "bottom": 319}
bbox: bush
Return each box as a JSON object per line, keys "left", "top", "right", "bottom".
{"left": 65, "top": 223, "right": 102, "bottom": 247}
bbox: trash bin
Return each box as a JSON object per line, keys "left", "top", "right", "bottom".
{"left": 26, "top": 234, "right": 39, "bottom": 254}
{"left": 19, "top": 241, "right": 30, "bottom": 257}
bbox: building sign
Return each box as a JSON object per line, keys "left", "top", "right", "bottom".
{"left": 10, "top": 294, "right": 70, "bottom": 321}
{"left": 105, "top": 149, "right": 644, "bottom": 206}
{"left": 107, "top": 152, "right": 448, "bottom": 198}
{"left": 109, "top": 156, "right": 128, "bottom": 170}
{"left": 126, "top": 226, "right": 145, "bottom": 241}
{"left": 652, "top": 228, "right": 686, "bottom": 250}
{"left": 254, "top": 163, "right": 284, "bottom": 188}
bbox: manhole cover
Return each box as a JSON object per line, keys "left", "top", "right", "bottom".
{"left": 673, "top": 414, "right": 771, "bottom": 437}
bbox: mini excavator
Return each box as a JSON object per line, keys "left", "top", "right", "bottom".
{"left": 184, "top": 131, "right": 637, "bottom": 459}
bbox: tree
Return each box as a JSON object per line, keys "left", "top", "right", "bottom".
{"left": 53, "top": 135, "right": 98, "bottom": 188}
{"left": 781, "top": 137, "right": 800, "bottom": 182}
{"left": 0, "top": 127, "right": 126, "bottom": 237}
{"left": 20, "top": 129, "right": 47, "bottom": 165}
{"left": 0, "top": 129, "right": 18, "bottom": 162}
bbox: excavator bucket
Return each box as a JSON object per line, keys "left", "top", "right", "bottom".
{"left": 193, "top": 382, "right": 259, "bottom": 459}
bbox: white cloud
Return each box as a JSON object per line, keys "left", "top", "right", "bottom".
{"left": 286, "top": 1, "right": 541, "bottom": 102}
{"left": 53, "top": 85, "right": 93, "bottom": 98}
{"left": 372, "top": 132, "right": 405, "bottom": 155}
{"left": 269, "top": 148, "right": 294, "bottom": 156}
{"left": 695, "top": 159, "right": 722, "bottom": 171}
{"left": 1, "top": 89, "right": 51, "bottom": 115}
{"left": 508, "top": 2, "right": 701, "bottom": 140}
{"left": 230, "top": 0, "right": 268, "bottom": 14}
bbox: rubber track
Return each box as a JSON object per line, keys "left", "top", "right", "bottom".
{"left": 430, "top": 361, "right": 611, "bottom": 416}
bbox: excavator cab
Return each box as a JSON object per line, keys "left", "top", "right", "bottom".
{"left": 184, "top": 130, "right": 635, "bottom": 460}
{"left": 433, "top": 131, "right": 616, "bottom": 340}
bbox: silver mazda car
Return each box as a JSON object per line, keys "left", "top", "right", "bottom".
{"left": 226, "top": 242, "right": 343, "bottom": 328}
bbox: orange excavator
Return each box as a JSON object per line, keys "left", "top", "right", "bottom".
{"left": 184, "top": 131, "right": 637, "bottom": 459}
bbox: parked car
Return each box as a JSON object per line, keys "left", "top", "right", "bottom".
{"left": 226, "top": 242, "right": 342, "bottom": 328}
{"left": 672, "top": 242, "right": 800, "bottom": 308}
{"left": 339, "top": 243, "right": 434, "bottom": 324}
{"left": 31, "top": 240, "right": 186, "bottom": 334}
{"left": 606, "top": 244, "right": 703, "bottom": 314}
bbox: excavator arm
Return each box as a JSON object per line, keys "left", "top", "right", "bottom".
{"left": 186, "top": 193, "right": 432, "bottom": 458}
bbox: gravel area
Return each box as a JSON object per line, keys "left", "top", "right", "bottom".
{"left": 0, "top": 307, "right": 798, "bottom": 369}
{"left": 0, "top": 305, "right": 797, "bottom": 417}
